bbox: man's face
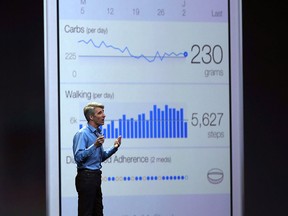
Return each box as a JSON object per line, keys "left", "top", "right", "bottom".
{"left": 92, "top": 107, "right": 106, "bottom": 127}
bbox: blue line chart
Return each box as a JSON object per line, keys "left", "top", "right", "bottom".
{"left": 78, "top": 39, "right": 188, "bottom": 63}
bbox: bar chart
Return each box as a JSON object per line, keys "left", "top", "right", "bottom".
{"left": 80, "top": 104, "right": 188, "bottom": 139}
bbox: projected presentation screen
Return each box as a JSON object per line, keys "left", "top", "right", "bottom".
{"left": 44, "top": 0, "right": 243, "bottom": 215}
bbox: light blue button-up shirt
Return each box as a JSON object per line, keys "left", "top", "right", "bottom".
{"left": 73, "top": 123, "right": 118, "bottom": 170}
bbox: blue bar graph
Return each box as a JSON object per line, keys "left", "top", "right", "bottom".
{"left": 80, "top": 105, "right": 188, "bottom": 139}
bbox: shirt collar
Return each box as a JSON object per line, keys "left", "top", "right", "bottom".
{"left": 87, "top": 123, "right": 101, "bottom": 134}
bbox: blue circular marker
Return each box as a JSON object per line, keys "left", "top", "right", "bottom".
{"left": 184, "top": 51, "right": 188, "bottom": 57}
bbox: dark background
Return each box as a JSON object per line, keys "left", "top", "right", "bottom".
{"left": 1, "top": 0, "right": 287, "bottom": 215}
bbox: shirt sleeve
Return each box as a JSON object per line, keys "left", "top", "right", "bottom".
{"left": 73, "top": 131, "right": 97, "bottom": 165}
{"left": 101, "top": 145, "right": 118, "bottom": 162}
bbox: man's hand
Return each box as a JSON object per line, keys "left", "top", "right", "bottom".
{"left": 94, "top": 135, "right": 105, "bottom": 147}
{"left": 114, "top": 136, "right": 122, "bottom": 148}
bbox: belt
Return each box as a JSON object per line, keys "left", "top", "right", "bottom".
{"left": 77, "top": 168, "right": 101, "bottom": 174}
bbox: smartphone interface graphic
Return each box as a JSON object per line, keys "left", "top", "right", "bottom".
{"left": 44, "top": 0, "right": 243, "bottom": 215}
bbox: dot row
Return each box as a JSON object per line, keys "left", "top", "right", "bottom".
{"left": 102, "top": 175, "right": 188, "bottom": 182}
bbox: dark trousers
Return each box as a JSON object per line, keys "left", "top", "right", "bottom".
{"left": 75, "top": 169, "right": 103, "bottom": 216}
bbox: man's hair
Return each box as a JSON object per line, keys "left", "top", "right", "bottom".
{"left": 83, "top": 102, "right": 104, "bottom": 122}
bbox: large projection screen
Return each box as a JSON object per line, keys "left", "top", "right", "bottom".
{"left": 44, "top": 0, "right": 243, "bottom": 215}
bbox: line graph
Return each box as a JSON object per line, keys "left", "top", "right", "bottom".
{"left": 78, "top": 39, "right": 188, "bottom": 63}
